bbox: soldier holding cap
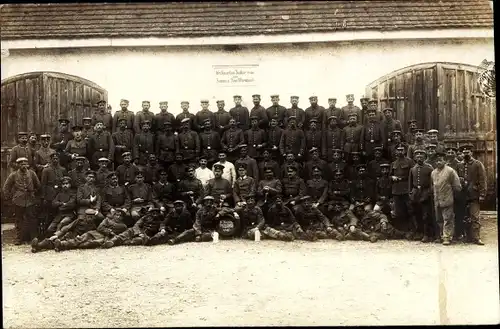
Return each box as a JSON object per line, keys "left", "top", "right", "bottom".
{"left": 404, "top": 119, "right": 418, "bottom": 145}
{"left": 324, "top": 98, "right": 345, "bottom": 129}
{"left": 266, "top": 94, "right": 287, "bottom": 128}
{"left": 361, "top": 108, "right": 385, "bottom": 160}
{"left": 305, "top": 118, "right": 322, "bottom": 159}
{"left": 92, "top": 100, "right": 113, "bottom": 132}
{"left": 214, "top": 99, "right": 232, "bottom": 136}
{"left": 101, "top": 171, "right": 131, "bottom": 217}
{"left": 342, "top": 112, "right": 363, "bottom": 155}
{"left": 195, "top": 99, "right": 215, "bottom": 133}
{"left": 2, "top": 157, "right": 41, "bottom": 244}
{"left": 175, "top": 101, "right": 196, "bottom": 132}
{"left": 279, "top": 115, "right": 305, "bottom": 160}
{"left": 9, "top": 132, "right": 35, "bottom": 170}
{"left": 114, "top": 151, "right": 139, "bottom": 186}
{"left": 206, "top": 163, "right": 233, "bottom": 206}
{"left": 113, "top": 99, "right": 135, "bottom": 134}
{"left": 177, "top": 117, "right": 201, "bottom": 166}
{"left": 250, "top": 94, "right": 269, "bottom": 129}
{"left": 34, "top": 134, "right": 56, "bottom": 177}
{"left": 132, "top": 119, "right": 155, "bottom": 166}
{"left": 75, "top": 170, "right": 103, "bottom": 223}
{"left": 285, "top": 96, "right": 305, "bottom": 129}
{"left": 304, "top": 95, "right": 326, "bottom": 130}
{"left": 233, "top": 163, "right": 257, "bottom": 205}
{"left": 199, "top": 118, "right": 222, "bottom": 167}
{"left": 112, "top": 117, "right": 134, "bottom": 166}
{"left": 88, "top": 121, "right": 115, "bottom": 170}
{"left": 390, "top": 144, "right": 415, "bottom": 232}
{"left": 82, "top": 117, "right": 95, "bottom": 141}
{"left": 306, "top": 165, "right": 329, "bottom": 214}
{"left": 42, "top": 176, "right": 77, "bottom": 239}
{"left": 245, "top": 115, "right": 267, "bottom": 160}
{"left": 341, "top": 94, "right": 361, "bottom": 123}
{"left": 134, "top": 100, "right": 155, "bottom": 134}
{"left": 154, "top": 101, "right": 176, "bottom": 134}
{"left": 230, "top": 95, "right": 250, "bottom": 131}
{"left": 407, "top": 128, "right": 427, "bottom": 160}
{"left": 221, "top": 118, "right": 245, "bottom": 163}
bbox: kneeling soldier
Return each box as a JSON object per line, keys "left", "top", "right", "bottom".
{"left": 263, "top": 197, "right": 303, "bottom": 241}
{"left": 295, "top": 196, "right": 343, "bottom": 241}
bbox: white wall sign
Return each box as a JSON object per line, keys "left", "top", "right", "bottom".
{"left": 213, "top": 64, "right": 259, "bottom": 87}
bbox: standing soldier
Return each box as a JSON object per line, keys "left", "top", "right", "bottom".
{"left": 40, "top": 153, "right": 67, "bottom": 234}
{"left": 427, "top": 129, "right": 446, "bottom": 153}
{"left": 424, "top": 144, "right": 439, "bottom": 169}
{"left": 133, "top": 120, "right": 155, "bottom": 167}
{"left": 245, "top": 116, "right": 267, "bottom": 161}
{"left": 112, "top": 118, "right": 134, "bottom": 167}
{"left": 50, "top": 119, "right": 74, "bottom": 169}
{"left": 404, "top": 119, "right": 418, "bottom": 145}
{"left": 115, "top": 152, "right": 139, "bottom": 187}
{"left": 266, "top": 94, "right": 287, "bottom": 128}
{"left": 281, "top": 166, "right": 306, "bottom": 209}
{"left": 65, "top": 125, "right": 89, "bottom": 170}
{"left": 285, "top": 96, "right": 305, "bottom": 129}
{"left": 221, "top": 118, "right": 245, "bottom": 163}
{"left": 154, "top": 101, "right": 176, "bottom": 135}
{"left": 323, "top": 98, "right": 345, "bottom": 128}
{"left": 327, "top": 149, "right": 347, "bottom": 181}
{"left": 322, "top": 116, "right": 344, "bottom": 162}
{"left": 279, "top": 116, "right": 305, "bottom": 161}
{"left": 266, "top": 117, "right": 284, "bottom": 163}
{"left": 304, "top": 147, "right": 328, "bottom": 182}
{"left": 229, "top": 95, "right": 250, "bottom": 131}
{"left": 233, "top": 163, "right": 256, "bottom": 205}
{"left": 195, "top": 100, "right": 215, "bottom": 133}
{"left": 258, "top": 149, "right": 281, "bottom": 180}
{"left": 382, "top": 108, "right": 402, "bottom": 145}
{"left": 445, "top": 146, "right": 465, "bottom": 241}
{"left": 101, "top": 172, "right": 131, "bottom": 218}
{"left": 361, "top": 108, "right": 384, "bottom": 160}
{"left": 156, "top": 121, "right": 178, "bottom": 168}
{"left": 342, "top": 113, "right": 363, "bottom": 156}
{"left": 345, "top": 151, "right": 363, "bottom": 182}
{"left": 234, "top": 144, "right": 259, "bottom": 182}
{"left": 112, "top": 99, "right": 135, "bottom": 134}
{"left": 407, "top": 128, "right": 427, "bottom": 160}
{"left": 214, "top": 100, "right": 232, "bottom": 137}
{"left": 341, "top": 94, "right": 361, "bottom": 123}
{"left": 249, "top": 94, "right": 269, "bottom": 129}
{"left": 68, "top": 156, "right": 87, "bottom": 188}
{"left": 199, "top": 119, "right": 221, "bottom": 168}
{"left": 391, "top": 145, "right": 415, "bottom": 231}
{"left": 409, "top": 150, "right": 434, "bottom": 242}
{"left": 3, "top": 157, "right": 41, "bottom": 245}
{"left": 95, "top": 157, "right": 112, "bottom": 192}
{"left": 363, "top": 99, "right": 384, "bottom": 125}
{"left": 388, "top": 131, "right": 407, "bottom": 161}
{"left": 175, "top": 101, "right": 196, "bottom": 132}
{"left": 27, "top": 133, "right": 39, "bottom": 155}
{"left": 34, "top": 134, "right": 56, "bottom": 177}
{"left": 304, "top": 118, "right": 323, "bottom": 158}
{"left": 304, "top": 95, "right": 325, "bottom": 130}
{"left": 88, "top": 121, "right": 115, "bottom": 170}
{"left": 92, "top": 100, "right": 113, "bottom": 132}
{"left": 168, "top": 153, "right": 187, "bottom": 184}
{"left": 367, "top": 146, "right": 385, "bottom": 180}
{"left": 431, "top": 151, "right": 462, "bottom": 245}
{"left": 306, "top": 166, "right": 329, "bottom": 215}
{"left": 456, "top": 144, "right": 487, "bottom": 245}
{"left": 373, "top": 162, "right": 393, "bottom": 218}
{"left": 177, "top": 118, "right": 200, "bottom": 166}
{"left": 134, "top": 101, "right": 156, "bottom": 135}
{"left": 82, "top": 117, "right": 95, "bottom": 141}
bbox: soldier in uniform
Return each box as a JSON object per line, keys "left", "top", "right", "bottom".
{"left": 327, "top": 169, "right": 351, "bottom": 219}
{"left": 81, "top": 117, "right": 94, "bottom": 141}
{"left": 373, "top": 163, "right": 393, "bottom": 217}
{"left": 88, "top": 121, "right": 114, "bottom": 170}
{"left": 304, "top": 147, "right": 328, "bottom": 182}
{"left": 408, "top": 150, "right": 434, "bottom": 242}
{"left": 234, "top": 144, "right": 259, "bottom": 181}
{"left": 212, "top": 152, "right": 236, "bottom": 187}
{"left": 424, "top": 144, "right": 439, "bottom": 169}
{"left": 95, "top": 157, "right": 112, "bottom": 192}
{"left": 205, "top": 163, "right": 233, "bottom": 206}
{"left": 175, "top": 101, "right": 196, "bottom": 132}
{"left": 327, "top": 149, "right": 347, "bottom": 181}
{"left": 258, "top": 149, "right": 281, "bottom": 180}
{"left": 341, "top": 94, "right": 361, "bottom": 123}
{"left": 322, "top": 116, "right": 344, "bottom": 162}
{"left": 199, "top": 119, "right": 221, "bottom": 168}
{"left": 279, "top": 116, "right": 305, "bottom": 161}
{"left": 230, "top": 95, "right": 250, "bottom": 131}
{"left": 266, "top": 94, "right": 287, "bottom": 128}
{"left": 43, "top": 176, "right": 76, "bottom": 238}
{"left": 266, "top": 117, "right": 283, "bottom": 162}
{"left": 342, "top": 113, "right": 363, "bottom": 156}
{"left": 306, "top": 166, "right": 329, "bottom": 215}
{"left": 456, "top": 144, "right": 487, "bottom": 245}
{"left": 127, "top": 171, "right": 155, "bottom": 224}
{"left": 68, "top": 156, "right": 87, "bottom": 188}
{"left": 351, "top": 204, "right": 407, "bottom": 242}
{"left": 367, "top": 146, "right": 385, "bottom": 180}
{"left": 133, "top": 100, "right": 155, "bottom": 134}
{"left": 404, "top": 119, "right": 418, "bottom": 145}
{"left": 154, "top": 101, "right": 176, "bottom": 134}
{"left": 361, "top": 108, "right": 384, "bottom": 160}
{"left": 156, "top": 121, "right": 178, "bottom": 168}
{"left": 2, "top": 157, "right": 41, "bottom": 245}
{"left": 195, "top": 100, "right": 215, "bottom": 132}
{"left": 364, "top": 99, "right": 385, "bottom": 126}
{"left": 91, "top": 100, "right": 113, "bottom": 132}
{"left": 305, "top": 118, "right": 323, "bottom": 158}
{"left": 101, "top": 172, "right": 131, "bottom": 218}
{"left": 115, "top": 152, "right": 139, "bottom": 187}
{"left": 112, "top": 118, "right": 134, "bottom": 167}
{"left": 143, "top": 154, "right": 162, "bottom": 185}
{"left": 133, "top": 120, "right": 155, "bottom": 167}
{"left": 350, "top": 164, "right": 375, "bottom": 212}
{"left": 213, "top": 100, "right": 232, "bottom": 137}
{"left": 156, "top": 200, "right": 192, "bottom": 243}
{"left": 445, "top": 146, "right": 465, "bottom": 241}
{"left": 51, "top": 118, "right": 74, "bottom": 169}
{"left": 34, "top": 134, "right": 56, "bottom": 177}
{"left": 427, "top": 129, "right": 446, "bottom": 154}
{"left": 249, "top": 94, "right": 269, "bottom": 129}
{"left": 281, "top": 166, "right": 306, "bottom": 209}
{"left": 445, "top": 147, "right": 461, "bottom": 172}
{"left": 153, "top": 169, "right": 176, "bottom": 210}
{"left": 9, "top": 132, "right": 34, "bottom": 170}
{"left": 382, "top": 108, "right": 402, "bottom": 145}
{"left": 75, "top": 170, "right": 104, "bottom": 223}
{"left": 357, "top": 97, "right": 370, "bottom": 127}
{"left": 262, "top": 197, "right": 301, "bottom": 241}
{"left": 112, "top": 99, "right": 135, "bottom": 134}
{"left": 245, "top": 116, "right": 267, "bottom": 161}
{"left": 256, "top": 166, "right": 282, "bottom": 211}
{"left": 167, "top": 152, "right": 187, "bottom": 184}
{"left": 388, "top": 130, "right": 407, "bottom": 161}
{"left": 407, "top": 128, "right": 427, "bottom": 160}
{"left": 391, "top": 145, "right": 415, "bottom": 231}
{"left": 281, "top": 153, "right": 303, "bottom": 178}
{"left": 233, "top": 163, "right": 256, "bottom": 205}
{"left": 40, "top": 153, "right": 67, "bottom": 234}
{"left": 65, "top": 125, "right": 90, "bottom": 170}
{"left": 323, "top": 98, "right": 345, "bottom": 129}
{"left": 236, "top": 193, "right": 266, "bottom": 240}
{"left": 304, "top": 95, "right": 325, "bottom": 130}
{"left": 295, "top": 196, "right": 343, "bottom": 241}
{"left": 27, "top": 133, "right": 39, "bottom": 155}
{"left": 285, "top": 96, "right": 305, "bottom": 129}
{"left": 177, "top": 166, "right": 204, "bottom": 219}
{"left": 221, "top": 118, "right": 245, "bottom": 163}
{"left": 345, "top": 151, "right": 363, "bottom": 182}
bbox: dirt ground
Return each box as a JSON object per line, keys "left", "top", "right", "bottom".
{"left": 2, "top": 214, "right": 499, "bottom": 328}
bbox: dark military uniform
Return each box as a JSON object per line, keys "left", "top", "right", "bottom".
{"left": 221, "top": 128, "right": 245, "bottom": 162}
{"left": 205, "top": 177, "right": 232, "bottom": 204}
{"left": 88, "top": 131, "right": 115, "bottom": 169}
{"left": 304, "top": 159, "right": 328, "bottom": 181}
{"left": 295, "top": 203, "right": 341, "bottom": 240}
{"left": 407, "top": 141, "right": 427, "bottom": 160}
{"left": 199, "top": 130, "right": 221, "bottom": 165}
{"left": 160, "top": 205, "right": 192, "bottom": 236}
{"left": 127, "top": 182, "right": 155, "bottom": 218}
{"left": 391, "top": 155, "right": 415, "bottom": 231}
{"left": 92, "top": 111, "right": 113, "bottom": 131}
{"left": 175, "top": 111, "right": 197, "bottom": 131}
{"left": 266, "top": 104, "right": 287, "bottom": 128}
{"left": 266, "top": 126, "right": 283, "bottom": 160}
{"left": 64, "top": 139, "right": 89, "bottom": 167}
{"left": 284, "top": 106, "right": 305, "bottom": 129}
{"left": 324, "top": 106, "right": 345, "bottom": 128}
{"left": 34, "top": 146, "right": 56, "bottom": 177}
{"left": 133, "top": 130, "right": 155, "bottom": 166}
{"left": 113, "top": 109, "right": 135, "bottom": 134}
{"left": 112, "top": 128, "right": 134, "bottom": 166}
{"left": 367, "top": 155, "right": 385, "bottom": 180}
{"left": 245, "top": 127, "right": 267, "bottom": 160}
{"left": 46, "top": 188, "right": 76, "bottom": 237}
{"left": 154, "top": 111, "right": 176, "bottom": 133}
{"left": 76, "top": 183, "right": 102, "bottom": 217}
{"left": 257, "top": 176, "right": 282, "bottom": 203}
{"left": 143, "top": 163, "right": 162, "bottom": 185}
{"left": 279, "top": 127, "right": 305, "bottom": 158}
{"left": 322, "top": 126, "right": 344, "bottom": 162}
{"left": 68, "top": 167, "right": 86, "bottom": 188}
{"left": 195, "top": 110, "right": 215, "bottom": 132}
{"left": 341, "top": 104, "right": 361, "bottom": 123}
{"left": 388, "top": 140, "right": 408, "bottom": 162}
{"left": 258, "top": 159, "right": 281, "bottom": 180}
{"left": 102, "top": 185, "right": 131, "bottom": 216}
{"left": 178, "top": 177, "right": 204, "bottom": 206}
{"left": 306, "top": 178, "right": 328, "bottom": 207}
{"left": 409, "top": 161, "right": 434, "bottom": 239}
{"left": 156, "top": 131, "right": 178, "bottom": 166}
{"left": 213, "top": 109, "right": 232, "bottom": 136}
{"left": 41, "top": 164, "right": 67, "bottom": 203}
{"left": 281, "top": 176, "right": 306, "bottom": 205}
{"left": 342, "top": 123, "right": 363, "bottom": 154}
{"left": 281, "top": 161, "right": 303, "bottom": 178}
{"left": 382, "top": 111, "right": 402, "bottom": 144}
{"left": 236, "top": 204, "right": 266, "bottom": 239}
{"left": 115, "top": 163, "right": 140, "bottom": 186}
{"left": 327, "top": 158, "right": 347, "bottom": 181}
{"left": 350, "top": 175, "right": 375, "bottom": 206}
{"left": 230, "top": 105, "right": 250, "bottom": 131}
{"left": 304, "top": 105, "right": 326, "bottom": 130}
{"left": 95, "top": 167, "right": 112, "bottom": 192}
{"left": 305, "top": 128, "right": 323, "bottom": 155}
{"left": 361, "top": 119, "right": 384, "bottom": 159}
{"left": 134, "top": 110, "right": 155, "bottom": 135}
{"left": 153, "top": 181, "right": 176, "bottom": 208}
{"left": 9, "top": 143, "right": 36, "bottom": 170}
{"left": 250, "top": 104, "right": 269, "bottom": 129}
{"left": 233, "top": 175, "right": 256, "bottom": 203}
{"left": 263, "top": 203, "right": 301, "bottom": 241}
{"left": 235, "top": 155, "right": 260, "bottom": 182}
{"left": 106, "top": 210, "right": 165, "bottom": 246}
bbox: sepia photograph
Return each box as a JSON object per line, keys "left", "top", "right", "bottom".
{"left": 1, "top": 1, "right": 498, "bottom": 327}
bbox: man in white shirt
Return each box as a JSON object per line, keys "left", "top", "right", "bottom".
{"left": 195, "top": 157, "right": 214, "bottom": 186}
{"left": 212, "top": 152, "right": 236, "bottom": 187}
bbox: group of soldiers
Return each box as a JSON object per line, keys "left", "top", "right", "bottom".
{"left": 2, "top": 93, "right": 488, "bottom": 252}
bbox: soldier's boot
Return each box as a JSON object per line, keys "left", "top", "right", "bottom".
{"left": 283, "top": 232, "right": 295, "bottom": 241}
{"left": 343, "top": 232, "right": 355, "bottom": 240}
{"left": 327, "top": 229, "right": 344, "bottom": 241}
{"left": 369, "top": 234, "right": 379, "bottom": 243}
{"left": 33, "top": 238, "right": 54, "bottom": 252}
{"left": 354, "top": 230, "right": 371, "bottom": 241}
{"left": 79, "top": 240, "right": 102, "bottom": 249}
{"left": 31, "top": 238, "right": 40, "bottom": 253}
{"left": 316, "top": 231, "right": 328, "bottom": 239}
{"left": 102, "top": 236, "right": 120, "bottom": 249}
{"left": 124, "top": 236, "right": 146, "bottom": 246}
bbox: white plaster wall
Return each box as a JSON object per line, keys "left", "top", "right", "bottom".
{"left": 1, "top": 38, "right": 494, "bottom": 116}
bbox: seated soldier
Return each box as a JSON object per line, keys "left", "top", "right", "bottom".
{"left": 178, "top": 165, "right": 205, "bottom": 218}
{"left": 167, "top": 152, "right": 187, "bottom": 184}
{"left": 103, "top": 207, "right": 164, "bottom": 248}
{"left": 263, "top": 196, "right": 303, "bottom": 241}
{"left": 153, "top": 169, "right": 176, "bottom": 211}
{"left": 306, "top": 165, "right": 329, "bottom": 215}
{"left": 281, "top": 153, "right": 303, "bottom": 178}
{"left": 45, "top": 176, "right": 77, "bottom": 238}
{"left": 205, "top": 163, "right": 233, "bottom": 207}
{"left": 95, "top": 157, "right": 112, "bottom": 192}
{"left": 233, "top": 163, "right": 256, "bottom": 206}
{"left": 328, "top": 202, "right": 357, "bottom": 238}
{"left": 373, "top": 163, "right": 393, "bottom": 217}
{"left": 167, "top": 196, "right": 224, "bottom": 245}
{"left": 235, "top": 193, "right": 265, "bottom": 240}
{"left": 68, "top": 156, "right": 87, "bottom": 188}
{"left": 115, "top": 152, "right": 140, "bottom": 186}
{"left": 144, "top": 154, "right": 162, "bottom": 185}
{"left": 256, "top": 166, "right": 282, "bottom": 212}
{"left": 102, "top": 172, "right": 131, "bottom": 218}
{"left": 258, "top": 149, "right": 281, "bottom": 180}
{"left": 326, "top": 148, "right": 346, "bottom": 181}
{"left": 156, "top": 200, "right": 192, "bottom": 244}
{"left": 127, "top": 171, "right": 155, "bottom": 223}
{"left": 281, "top": 165, "right": 306, "bottom": 210}
{"left": 53, "top": 208, "right": 129, "bottom": 251}
{"left": 295, "top": 196, "right": 343, "bottom": 241}
{"left": 304, "top": 147, "right": 328, "bottom": 181}
{"left": 76, "top": 170, "right": 104, "bottom": 224}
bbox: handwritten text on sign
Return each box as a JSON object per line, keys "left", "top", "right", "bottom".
{"left": 213, "top": 64, "right": 259, "bottom": 87}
